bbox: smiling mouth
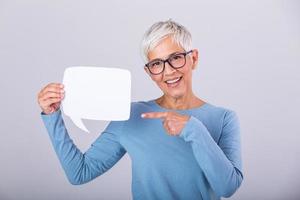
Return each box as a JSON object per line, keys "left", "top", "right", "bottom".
{"left": 165, "top": 76, "right": 183, "bottom": 86}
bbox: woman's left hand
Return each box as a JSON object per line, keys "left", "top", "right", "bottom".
{"left": 141, "top": 111, "right": 190, "bottom": 136}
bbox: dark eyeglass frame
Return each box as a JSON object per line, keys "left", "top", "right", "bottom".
{"left": 145, "top": 50, "right": 193, "bottom": 75}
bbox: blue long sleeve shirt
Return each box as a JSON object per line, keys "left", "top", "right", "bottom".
{"left": 40, "top": 99, "right": 243, "bottom": 200}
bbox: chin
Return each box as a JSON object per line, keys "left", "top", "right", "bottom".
{"left": 165, "top": 90, "right": 185, "bottom": 99}
{"left": 157, "top": 81, "right": 187, "bottom": 99}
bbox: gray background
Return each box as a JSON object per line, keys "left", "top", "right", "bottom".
{"left": 0, "top": 0, "right": 299, "bottom": 199}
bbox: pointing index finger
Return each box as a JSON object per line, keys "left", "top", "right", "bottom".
{"left": 141, "top": 112, "right": 168, "bottom": 119}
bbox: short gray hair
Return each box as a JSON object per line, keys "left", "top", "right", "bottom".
{"left": 141, "top": 19, "right": 192, "bottom": 62}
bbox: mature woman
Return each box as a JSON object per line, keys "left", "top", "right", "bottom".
{"left": 37, "top": 20, "right": 243, "bottom": 200}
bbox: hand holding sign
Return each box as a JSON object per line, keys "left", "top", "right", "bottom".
{"left": 37, "top": 83, "right": 65, "bottom": 114}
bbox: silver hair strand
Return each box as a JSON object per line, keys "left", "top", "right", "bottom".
{"left": 141, "top": 19, "right": 192, "bottom": 62}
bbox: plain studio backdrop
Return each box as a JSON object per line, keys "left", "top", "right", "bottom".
{"left": 1, "top": 0, "right": 299, "bottom": 200}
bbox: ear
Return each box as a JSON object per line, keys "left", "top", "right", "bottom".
{"left": 191, "top": 49, "right": 199, "bottom": 70}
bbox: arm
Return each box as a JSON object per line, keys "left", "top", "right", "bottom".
{"left": 40, "top": 108, "right": 126, "bottom": 185}
{"left": 179, "top": 110, "right": 243, "bottom": 198}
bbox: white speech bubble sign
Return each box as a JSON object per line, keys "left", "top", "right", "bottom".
{"left": 61, "top": 66, "right": 131, "bottom": 133}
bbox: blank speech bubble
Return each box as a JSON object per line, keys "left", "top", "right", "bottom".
{"left": 61, "top": 66, "right": 131, "bottom": 133}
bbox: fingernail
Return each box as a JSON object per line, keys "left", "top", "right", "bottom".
{"left": 141, "top": 114, "right": 145, "bottom": 118}
{"left": 60, "top": 90, "right": 64, "bottom": 93}
{"left": 60, "top": 84, "right": 64, "bottom": 88}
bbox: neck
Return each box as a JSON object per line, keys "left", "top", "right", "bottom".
{"left": 156, "top": 92, "right": 204, "bottom": 110}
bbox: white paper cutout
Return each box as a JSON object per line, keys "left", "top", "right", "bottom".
{"left": 61, "top": 66, "right": 131, "bottom": 133}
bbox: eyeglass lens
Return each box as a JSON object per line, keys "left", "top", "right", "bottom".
{"left": 148, "top": 53, "right": 186, "bottom": 74}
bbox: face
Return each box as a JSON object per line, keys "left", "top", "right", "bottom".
{"left": 144, "top": 36, "right": 199, "bottom": 100}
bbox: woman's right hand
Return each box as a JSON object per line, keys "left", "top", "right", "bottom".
{"left": 37, "top": 83, "right": 65, "bottom": 115}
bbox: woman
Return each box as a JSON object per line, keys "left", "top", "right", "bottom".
{"left": 37, "top": 19, "right": 243, "bottom": 200}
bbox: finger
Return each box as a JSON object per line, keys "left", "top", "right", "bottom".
{"left": 41, "top": 91, "right": 64, "bottom": 101}
{"left": 47, "top": 82, "right": 64, "bottom": 88}
{"left": 43, "top": 83, "right": 63, "bottom": 91}
{"left": 165, "top": 118, "right": 180, "bottom": 134}
{"left": 163, "top": 121, "right": 171, "bottom": 133}
{"left": 163, "top": 120, "right": 176, "bottom": 135}
{"left": 40, "top": 88, "right": 64, "bottom": 100}
{"left": 141, "top": 112, "right": 169, "bottom": 119}
{"left": 42, "top": 85, "right": 64, "bottom": 95}
{"left": 51, "top": 103, "right": 60, "bottom": 111}
{"left": 42, "top": 97, "right": 62, "bottom": 107}
{"left": 40, "top": 83, "right": 64, "bottom": 95}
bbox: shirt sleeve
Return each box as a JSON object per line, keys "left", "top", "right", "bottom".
{"left": 40, "top": 108, "right": 127, "bottom": 185}
{"left": 178, "top": 110, "right": 243, "bottom": 198}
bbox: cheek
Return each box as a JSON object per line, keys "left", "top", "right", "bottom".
{"left": 181, "top": 64, "right": 193, "bottom": 78}
{"left": 152, "top": 76, "right": 168, "bottom": 91}
{"left": 151, "top": 75, "right": 164, "bottom": 87}
{"left": 152, "top": 75, "right": 163, "bottom": 83}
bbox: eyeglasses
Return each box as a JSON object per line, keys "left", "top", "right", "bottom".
{"left": 145, "top": 50, "right": 193, "bottom": 75}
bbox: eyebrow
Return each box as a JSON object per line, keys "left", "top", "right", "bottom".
{"left": 149, "top": 51, "right": 183, "bottom": 63}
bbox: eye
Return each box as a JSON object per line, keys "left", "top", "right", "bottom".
{"left": 149, "top": 61, "right": 162, "bottom": 67}
{"left": 172, "top": 55, "right": 182, "bottom": 60}
{"left": 169, "top": 54, "right": 184, "bottom": 62}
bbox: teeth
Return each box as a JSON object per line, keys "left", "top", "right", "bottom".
{"left": 166, "top": 77, "right": 181, "bottom": 84}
